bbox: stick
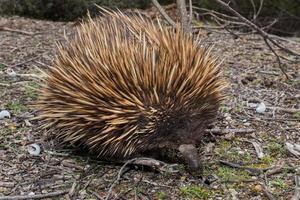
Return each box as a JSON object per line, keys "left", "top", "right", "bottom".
{"left": 219, "top": 160, "right": 269, "bottom": 174}
{"left": 214, "top": 0, "right": 300, "bottom": 79}
{"left": 176, "top": 0, "right": 192, "bottom": 33}
{"left": 291, "top": 176, "right": 300, "bottom": 200}
{"left": 214, "top": 0, "right": 300, "bottom": 56}
{"left": 0, "top": 27, "right": 35, "bottom": 36}
{"left": 0, "top": 190, "right": 69, "bottom": 200}
{"left": 105, "top": 157, "right": 174, "bottom": 200}
{"left": 205, "top": 128, "right": 255, "bottom": 134}
{"left": 189, "top": 0, "right": 193, "bottom": 24}
{"left": 151, "top": 0, "right": 176, "bottom": 27}
{"left": 262, "top": 185, "right": 276, "bottom": 200}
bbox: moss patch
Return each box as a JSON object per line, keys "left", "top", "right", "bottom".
{"left": 180, "top": 185, "right": 211, "bottom": 200}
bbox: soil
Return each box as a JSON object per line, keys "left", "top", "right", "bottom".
{"left": 0, "top": 14, "right": 299, "bottom": 200}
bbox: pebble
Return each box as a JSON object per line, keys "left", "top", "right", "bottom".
{"left": 0, "top": 110, "right": 11, "bottom": 119}
{"left": 256, "top": 102, "right": 266, "bottom": 113}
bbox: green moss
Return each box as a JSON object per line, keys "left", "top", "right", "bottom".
{"left": 180, "top": 185, "right": 211, "bottom": 200}
{"left": 294, "top": 112, "right": 300, "bottom": 119}
{"left": 215, "top": 140, "right": 232, "bottom": 156}
{"left": 219, "top": 106, "right": 230, "bottom": 113}
{"left": 156, "top": 191, "right": 167, "bottom": 200}
{"left": 7, "top": 101, "right": 26, "bottom": 114}
{"left": 0, "top": 127, "right": 12, "bottom": 137}
{"left": 270, "top": 178, "right": 288, "bottom": 190}
{"left": 260, "top": 156, "right": 275, "bottom": 165}
{"left": 266, "top": 142, "right": 287, "bottom": 157}
{"left": 216, "top": 166, "right": 250, "bottom": 182}
{"left": 215, "top": 141, "right": 253, "bottom": 163}
{"left": 0, "top": 63, "right": 6, "bottom": 70}
{"left": 24, "top": 82, "right": 39, "bottom": 99}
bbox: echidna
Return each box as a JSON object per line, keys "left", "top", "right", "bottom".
{"left": 36, "top": 9, "right": 226, "bottom": 167}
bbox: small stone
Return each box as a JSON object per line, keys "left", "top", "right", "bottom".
{"left": 28, "top": 143, "right": 41, "bottom": 156}
{"left": 244, "top": 122, "right": 251, "bottom": 126}
{"left": 24, "top": 119, "right": 32, "bottom": 127}
{"left": 252, "top": 185, "right": 263, "bottom": 193}
{"left": 0, "top": 110, "right": 11, "bottom": 119}
{"left": 6, "top": 69, "right": 16, "bottom": 77}
{"left": 256, "top": 102, "right": 266, "bottom": 113}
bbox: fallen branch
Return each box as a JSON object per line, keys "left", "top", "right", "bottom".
{"left": 176, "top": 0, "right": 192, "bottom": 33}
{"left": 105, "top": 157, "right": 177, "bottom": 200}
{"left": 0, "top": 190, "right": 69, "bottom": 200}
{"left": 205, "top": 128, "right": 255, "bottom": 135}
{"left": 151, "top": 0, "right": 176, "bottom": 27}
{"left": 0, "top": 27, "right": 35, "bottom": 36}
{"left": 262, "top": 184, "right": 276, "bottom": 200}
{"left": 213, "top": 0, "right": 300, "bottom": 79}
{"left": 219, "top": 160, "right": 270, "bottom": 175}
{"left": 269, "top": 107, "right": 300, "bottom": 114}
{"left": 291, "top": 176, "right": 300, "bottom": 200}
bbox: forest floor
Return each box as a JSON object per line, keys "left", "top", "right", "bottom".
{"left": 0, "top": 13, "right": 299, "bottom": 200}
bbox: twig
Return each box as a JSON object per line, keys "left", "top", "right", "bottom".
{"left": 262, "top": 184, "right": 276, "bottom": 200}
{"left": 0, "top": 190, "right": 69, "bottom": 200}
{"left": 269, "top": 107, "right": 300, "bottom": 114}
{"left": 219, "top": 160, "right": 270, "bottom": 174}
{"left": 12, "top": 55, "right": 41, "bottom": 67}
{"left": 105, "top": 157, "right": 174, "bottom": 200}
{"left": 250, "top": 141, "right": 264, "bottom": 159}
{"left": 213, "top": 0, "right": 300, "bottom": 79}
{"left": 151, "top": 0, "right": 176, "bottom": 27}
{"left": 142, "top": 180, "right": 173, "bottom": 188}
{"left": 263, "top": 37, "right": 289, "bottom": 79}
{"left": 266, "top": 166, "right": 295, "bottom": 177}
{"left": 291, "top": 176, "right": 300, "bottom": 200}
{"left": 214, "top": 0, "right": 300, "bottom": 56}
{"left": 0, "top": 27, "right": 35, "bottom": 36}
{"left": 176, "top": 0, "right": 192, "bottom": 33}
{"left": 0, "top": 182, "right": 14, "bottom": 188}
{"left": 205, "top": 128, "right": 255, "bottom": 135}
{"left": 188, "top": 0, "right": 193, "bottom": 24}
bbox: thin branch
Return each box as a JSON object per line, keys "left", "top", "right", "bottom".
{"left": 0, "top": 27, "right": 36, "bottom": 36}
{"left": 214, "top": 0, "right": 300, "bottom": 57}
{"left": 189, "top": 0, "right": 193, "bottom": 25}
{"left": 213, "top": 0, "right": 300, "bottom": 79}
{"left": 256, "top": 0, "right": 264, "bottom": 20}
{"left": 0, "top": 190, "right": 69, "bottom": 200}
{"left": 264, "top": 37, "right": 289, "bottom": 79}
{"left": 262, "top": 185, "right": 277, "bottom": 200}
{"left": 177, "top": 0, "right": 192, "bottom": 33}
{"left": 151, "top": 0, "right": 176, "bottom": 27}
{"left": 105, "top": 157, "right": 177, "bottom": 200}
{"left": 291, "top": 176, "right": 300, "bottom": 200}
{"left": 205, "top": 128, "right": 255, "bottom": 135}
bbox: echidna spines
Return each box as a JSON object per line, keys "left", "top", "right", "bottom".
{"left": 36, "top": 8, "right": 227, "bottom": 158}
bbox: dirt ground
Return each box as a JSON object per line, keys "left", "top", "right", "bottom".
{"left": 0, "top": 14, "right": 299, "bottom": 200}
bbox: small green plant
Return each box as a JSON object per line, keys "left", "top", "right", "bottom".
{"left": 294, "top": 112, "right": 300, "bottom": 119}
{"left": 156, "top": 191, "right": 167, "bottom": 200}
{"left": 219, "top": 106, "right": 229, "bottom": 113}
{"left": 216, "top": 166, "right": 250, "bottom": 182}
{"left": 24, "top": 82, "right": 39, "bottom": 98}
{"left": 270, "top": 178, "right": 288, "bottom": 190}
{"left": 266, "top": 142, "right": 287, "bottom": 157}
{"left": 0, "top": 63, "right": 6, "bottom": 70}
{"left": 180, "top": 185, "right": 211, "bottom": 200}
{"left": 215, "top": 140, "right": 232, "bottom": 156}
{"left": 260, "top": 155, "right": 275, "bottom": 165}
{"left": 7, "top": 101, "right": 26, "bottom": 114}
